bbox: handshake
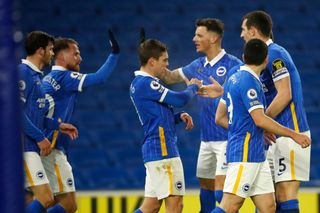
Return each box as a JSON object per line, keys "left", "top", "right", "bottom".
{"left": 187, "top": 76, "right": 224, "bottom": 98}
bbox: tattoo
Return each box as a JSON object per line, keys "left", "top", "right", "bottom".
{"left": 161, "top": 69, "right": 185, "bottom": 85}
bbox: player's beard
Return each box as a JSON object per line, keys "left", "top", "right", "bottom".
{"left": 67, "top": 63, "right": 80, "bottom": 72}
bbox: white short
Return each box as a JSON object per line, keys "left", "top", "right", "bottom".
{"left": 24, "top": 152, "right": 49, "bottom": 188}
{"left": 196, "top": 141, "right": 227, "bottom": 179}
{"left": 41, "top": 149, "right": 75, "bottom": 195}
{"left": 269, "top": 131, "right": 311, "bottom": 183}
{"left": 224, "top": 161, "right": 274, "bottom": 198}
{"left": 145, "top": 157, "right": 185, "bottom": 200}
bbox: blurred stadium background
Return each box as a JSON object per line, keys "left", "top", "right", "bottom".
{"left": 4, "top": 0, "right": 320, "bottom": 212}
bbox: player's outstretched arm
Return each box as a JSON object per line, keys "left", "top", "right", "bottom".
{"left": 82, "top": 29, "right": 120, "bottom": 88}
{"left": 162, "top": 78, "right": 202, "bottom": 107}
{"left": 250, "top": 108, "right": 310, "bottom": 148}
{"left": 180, "top": 112, "right": 194, "bottom": 130}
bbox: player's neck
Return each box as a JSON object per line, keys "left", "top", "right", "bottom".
{"left": 140, "top": 66, "right": 156, "bottom": 78}
{"left": 246, "top": 64, "right": 264, "bottom": 76}
{"left": 26, "top": 55, "right": 44, "bottom": 70}
{"left": 206, "top": 46, "right": 222, "bottom": 61}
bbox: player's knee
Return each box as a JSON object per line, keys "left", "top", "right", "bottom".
{"left": 260, "top": 201, "right": 276, "bottom": 213}
{"left": 199, "top": 178, "right": 215, "bottom": 190}
{"left": 40, "top": 193, "right": 54, "bottom": 208}
{"left": 167, "top": 199, "right": 183, "bottom": 213}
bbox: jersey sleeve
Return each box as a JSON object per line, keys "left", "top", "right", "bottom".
{"left": 19, "top": 69, "right": 33, "bottom": 106}
{"left": 62, "top": 71, "right": 87, "bottom": 92}
{"left": 142, "top": 78, "right": 198, "bottom": 108}
{"left": 240, "top": 79, "right": 264, "bottom": 113}
{"left": 267, "top": 50, "right": 290, "bottom": 82}
{"left": 22, "top": 112, "right": 46, "bottom": 143}
{"left": 179, "top": 59, "right": 199, "bottom": 80}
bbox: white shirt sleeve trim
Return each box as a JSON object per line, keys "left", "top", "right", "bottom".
{"left": 78, "top": 74, "right": 87, "bottom": 92}
{"left": 220, "top": 98, "right": 226, "bottom": 104}
{"left": 248, "top": 105, "right": 264, "bottom": 113}
{"left": 159, "top": 88, "right": 169, "bottom": 103}
{"left": 273, "top": 73, "right": 290, "bottom": 82}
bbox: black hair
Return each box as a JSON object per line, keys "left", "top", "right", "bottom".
{"left": 244, "top": 39, "right": 268, "bottom": 65}
{"left": 25, "top": 31, "right": 54, "bottom": 56}
{"left": 138, "top": 39, "right": 167, "bottom": 66}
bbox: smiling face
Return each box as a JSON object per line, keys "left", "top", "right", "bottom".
{"left": 193, "top": 26, "right": 217, "bottom": 54}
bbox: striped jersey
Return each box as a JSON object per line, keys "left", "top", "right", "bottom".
{"left": 179, "top": 50, "right": 242, "bottom": 142}
{"left": 221, "top": 66, "right": 266, "bottom": 163}
{"left": 130, "top": 71, "right": 198, "bottom": 163}
{"left": 19, "top": 59, "right": 48, "bottom": 152}
{"left": 260, "top": 39, "right": 309, "bottom": 132}
{"left": 42, "top": 66, "right": 86, "bottom": 153}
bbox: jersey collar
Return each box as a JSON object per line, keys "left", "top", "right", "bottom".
{"left": 266, "top": 39, "right": 273, "bottom": 46}
{"left": 134, "top": 70, "right": 159, "bottom": 81}
{"left": 21, "top": 59, "right": 43, "bottom": 74}
{"left": 240, "top": 65, "right": 260, "bottom": 82}
{"left": 52, "top": 65, "right": 68, "bottom": 71}
{"left": 204, "top": 49, "right": 226, "bottom": 67}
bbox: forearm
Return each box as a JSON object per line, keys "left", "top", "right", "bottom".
{"left": 257, "top": 114, "right": 295, "bottom": 138}
{"left": 163, "top": 84, "right": 198, "bottom": 107}
{"left": 83, "top": 53, "right": 119, "bottom": 87}
{"left": 22, "top": 113, "right": 45, "bottom": 142}
{"left": 265, "top": 93, "right": 291, "bottom": 118}
{"left": 160, "top": 69, "right": 185, "bottom": 85}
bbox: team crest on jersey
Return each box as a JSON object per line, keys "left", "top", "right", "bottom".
{"left": 175, "top": 181, "right": 183, "bottom": 191}
{"left": 70, "top": 72, "right": 83, "bottom": 80}
{"left": 19, "top": 80, "right": 26, "bottom": 91}
{"left": 36, "top": 170, "right": 45, "bottom": 180}
{"left": 242, "top": 183, "right": 250, "bottom": 193}
{"left": 247, "top": 89, "right": 257, "bottom": 99}
{"left": 216, "top": 66, "right": 226, "bottom": 76}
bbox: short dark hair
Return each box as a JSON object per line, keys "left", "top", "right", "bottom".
{"left": 25, "top": 31, "right": 55, "bottom": 56}
{"left": 195, "top": 18, "right": 224, "bottom": 37}
{"left": 244, "top": 39, "right": 268, "bottom": 65}
{"left": 243, "top": 11, "right": 273, "bottom": 38}
{"left": 138, "top": 39, "right": 167, "bottom": 66}
{"left": 53, "top": 38, "right": 78, "bottom": 57}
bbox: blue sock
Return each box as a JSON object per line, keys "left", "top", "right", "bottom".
{"left": 280, "top": 199, "right": 299, "bottom": 212}
{"left": 255, "top": 208, "right": 258, "bottom": 213}
{"left": 200, "top": 188, "right": 216, "bottom": 213}
{"left": 214, "top": 190, "right": 223, "bottom": 203}
{"left": 276, "top": 201, "right": 282, "bottom": 213}
{"left": 47, "top": 204, "right": 66, "bottom": 213}
{"left": 133, "top": 209, "right": 143, "bottom": 213}
{"left": 26, "top": 199, "right": 46, "bottom": 213}
{"left": 210, "top": 206, "right": 226, "bottom": 213}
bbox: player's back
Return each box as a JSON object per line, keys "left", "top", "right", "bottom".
{"left": 223, "top": 67, "right": 266, "bottom": 163}
{"left": 130, "top": 71, "right": 179, "bottom": 163}
{"left": 260, "top": 42, "right": 309, "bottom": 132}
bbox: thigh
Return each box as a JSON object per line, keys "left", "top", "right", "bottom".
{"left": 251, "top": 160, "right": 275, "bottom": 197}
{"left": 273, "top": 131, "right": 311, "bottom": 183}
{"left": 42, "top": 149, "right": 75, "bottom": 195}
{"left": 24, "top": 152, "right": 49, "bottom": 188}
{"left": 214, "top": 141, "right": 228, "bottom": 182}
{"left": 145, "top": 157, "right": 185, "bottom": 200}
{"left": 196, "top": 142, "right": 217, "bottom": 179}
{"left": 223, "top": 162, "right": 260, "bottom": 198}
{"left": 219, "top": 192, "right": 245, "bottom": 213}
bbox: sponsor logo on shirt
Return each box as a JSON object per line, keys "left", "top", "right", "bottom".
{"left": 37, "top": 98, "right": 46, "bottom": 108}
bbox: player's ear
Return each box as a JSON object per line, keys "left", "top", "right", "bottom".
{"left": 147, "top": 57, "right": 155, "bottom": 66}
{"left": 36, "top": 47, "right": 45, "bottom": 56}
